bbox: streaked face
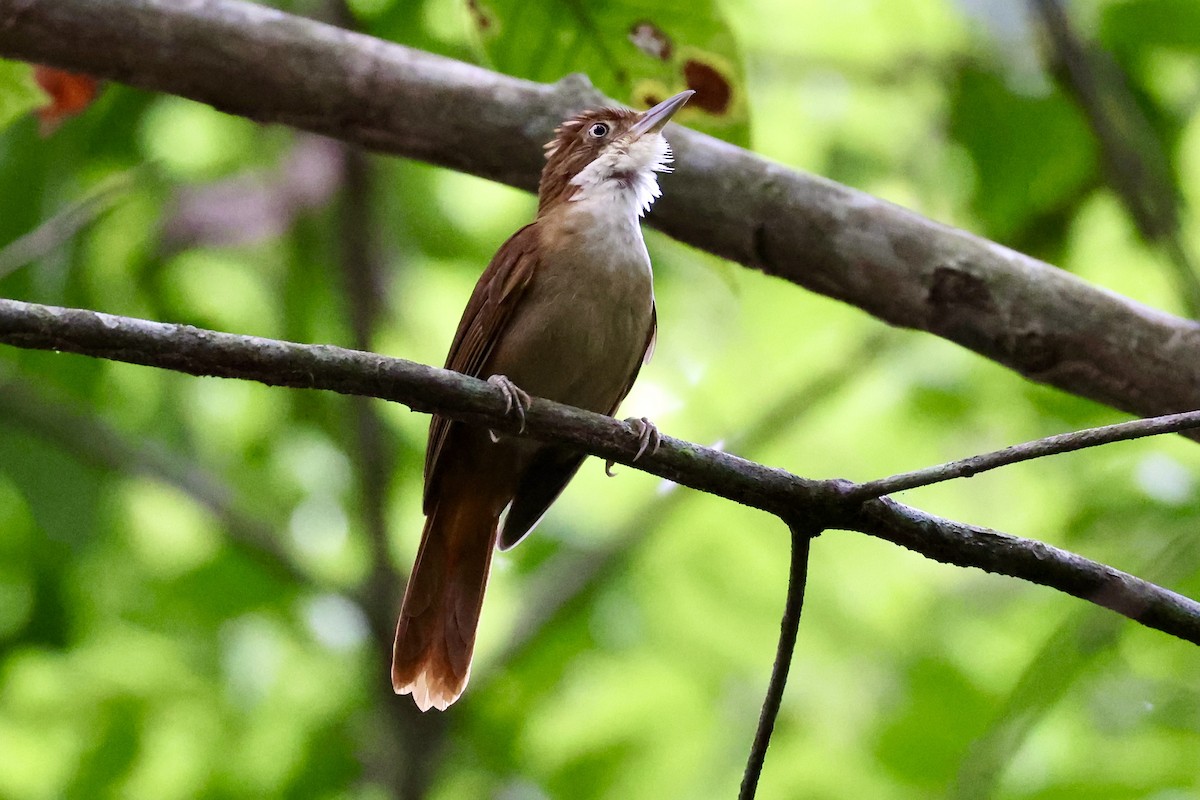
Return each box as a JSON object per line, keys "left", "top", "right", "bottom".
{"left": 539, "top": 100, "right": 687, "bottom": 216}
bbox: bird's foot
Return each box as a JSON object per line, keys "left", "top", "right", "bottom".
{"left": 487, "top": 374, "right": 532, "bottom": 438}
{"left": 605, "top": 417, "right": 661, "bottom": 477}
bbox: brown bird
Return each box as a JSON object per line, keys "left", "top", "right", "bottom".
{"left": 391, "top": 90, "right": 694, "bottom": 711}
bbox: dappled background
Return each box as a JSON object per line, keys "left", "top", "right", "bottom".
{"left": 2, "top": 0, "right": 1200, "bottom": 797}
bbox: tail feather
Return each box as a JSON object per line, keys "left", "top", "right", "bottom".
{"left": 392, "top": 491, "right": 498, "bottom": 711}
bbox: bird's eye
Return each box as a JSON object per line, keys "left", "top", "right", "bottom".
{"left": 587, "top": 122, "right": 610, "bottom": 138}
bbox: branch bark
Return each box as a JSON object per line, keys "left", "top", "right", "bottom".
{"left": 2, "top": 296, "right": 1199, "bottom": 646}
{"left": 2, "top": 0, "right": 1200, "bottom": 429}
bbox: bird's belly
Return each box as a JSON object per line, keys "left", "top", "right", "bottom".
{"left": 486, "top": 255, "right": 653, "bottom": 415}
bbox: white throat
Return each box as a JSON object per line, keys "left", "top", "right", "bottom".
{"left": 568, "top": 133, "right": 673, "bottom": 218}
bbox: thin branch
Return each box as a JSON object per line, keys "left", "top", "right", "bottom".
{"left": 2, "top": 297, "right": 1199, "bottom": 645}
{"left": 3, "top": 0, "right": 1200, "bottom": 430}
{"left": 740, "top": 524, "right": 816, "bottom": 800}
{"left": 848, "top": 409, "right": 1200, "bottom": 502}
{"left": 0, "top": 167, "right": 144, "bottom": 279}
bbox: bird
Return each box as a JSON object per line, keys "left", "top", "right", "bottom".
{"left": 391, "top": 90, "right": 694, "bottom": 711}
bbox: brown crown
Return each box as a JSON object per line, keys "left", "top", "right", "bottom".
{"left": 537, "top": 107, "right": 641, "bottom": 215}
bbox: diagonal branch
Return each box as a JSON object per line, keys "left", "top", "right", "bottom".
{"left": 844, "top": 498, "right": 1200, "bottom": 645}
{"left": 2, "top": 0, "right": 1200, "bottom": 431}
{"left": 2, "top": 296, "right": 1199, "bottom": 645}
{"left": 848, "top": 409, "right": 1200, "bottom": 502}
{"left": 0, "top": 167, "right": 144, "bottom": 280}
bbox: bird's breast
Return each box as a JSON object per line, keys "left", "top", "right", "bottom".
{"left": 486, "top": 205, "right": 655, "bottom": 414}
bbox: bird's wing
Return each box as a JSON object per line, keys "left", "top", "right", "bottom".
{"left": 423, "top": 223, "right": 540, "bottom": 513}
{"left": 497, "top": 302, "right": 656, "bottom": 550}
{"left": 617, "top": 301, "right": 657, "bottom": 404}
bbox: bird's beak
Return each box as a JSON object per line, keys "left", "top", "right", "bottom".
{"left": 628, "top": 90, "right": 695, "bottom": 138}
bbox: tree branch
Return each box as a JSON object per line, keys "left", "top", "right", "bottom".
{"left": 740, "top": 523, "right": 815, "bottom": 800}
{"left": 3, "top": 0, "right": 1200, "bottom": 430}
{"left": 0, "top": 297, "right": 829, "bottom": 516}
{"left": 0, "top": 168, "right": 143, "bottom": 280}
{"left": 845, "top": 499, "right": 1200, "bottom": 644}
{"left": 848, "top": 410, "right": 1200, "bottom": 502}
{"left": 489, "top": 331, "right": 896, "bottom": 676}
{"left": 2, "top": 296, "right": 1199, "bottom": 645}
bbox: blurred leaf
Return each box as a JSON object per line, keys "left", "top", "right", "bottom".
{"left": 948, "top": 64, "right": 1098, "bottom": 246}
{"left": 0, "top": 426, "right": 104, "bottom": 548}
{"left": 358, "top": 0, "right": 477, "bottom": 63}
{"left": 469, "top": 0, "right": 749, "bottom": 144}
{"left": 170, "top": 551, "right": 299, "bottom": 623}
{"left": 66, "top": 698, "right": 141, "bottom": 798}
{"left": 281, "top": 721, "right": 361, "bottom": 800}
{"left": 953, "top": 513, "right": 1200, "bottom": 798}
{"left": 951, "top": 612, "right": 1122, "bottom": 799}
{"left": 1100, "top": 0, "right": 1200, "bottom": 53}
{"left": 875, "top": 657, "right": 991, "bottom": 788}
{"left": 32, "top": 66, "right": 101, "bottom": 135}
{"left": 1024, "top": 783, "right": 1166, "bottom": 800}
{"left": 544, "top": 742, "right": 631, "bottom": 800}
{"left": 0, "top": 59, "right": 46, "bottom": 131}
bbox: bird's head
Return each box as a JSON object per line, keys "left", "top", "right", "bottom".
{"left": 538, "top": 90, "right": 693, "bottom": 217}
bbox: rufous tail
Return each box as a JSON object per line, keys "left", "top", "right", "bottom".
{"left": 391, "top": 490, "right": 498, "bottom": 711}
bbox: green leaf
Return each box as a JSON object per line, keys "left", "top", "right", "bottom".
{"left": 1101, "top": 0, "right": 1200, "bottom": 53}
{"left": 469, "top": 0, "right": 749, "bottom": 145}
{"left": 875, "top": 657, "right": 991, "bottom": 788}
{"left": 0, "top": 425, "right": 103, "bottom": 548}
{"left": 66, "top": 699, "right": 142, "bottom": 798}
{"left": 948, "top": 65, "right": 1098, "bottom": 245}
{"left": 0, "top": 59, "right": 45, "bottom": 131}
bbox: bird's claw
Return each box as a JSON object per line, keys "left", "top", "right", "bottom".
{"left": 487, "top": 374, "right": 531, "bottom": 434}
{"left": 628, "top": 417, "right": 662, "bottom": 461}
{"left": 605, "top": 417, "right": 661, "bottom": 476}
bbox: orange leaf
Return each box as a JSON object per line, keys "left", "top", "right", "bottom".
{"left": 33, "top": 66, "right": 100, "bottom": 135}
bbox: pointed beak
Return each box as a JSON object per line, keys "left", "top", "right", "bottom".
{"left": 628, "top": 90, "right": 694, "bottom": 138}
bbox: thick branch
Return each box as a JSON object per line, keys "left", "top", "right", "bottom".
{"left": 0, "top": 297, "right": 826, "bottom": 518}
{"left": 2, "top": 0, "right": 1200, "bottom": 427}
{"left": 2, "top": 297, "right": 1199, "bottom": 645}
